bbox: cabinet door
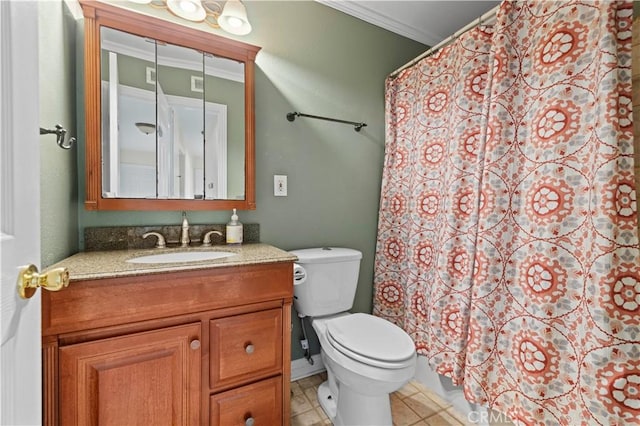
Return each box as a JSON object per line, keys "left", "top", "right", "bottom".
{"left": 210, "top": 376, "right": 282, "bottom": 426}
{"left": 59, "top": 323, "right": 201, "bottom": 426}
{"left": 210, "top": 309, "right": 282, "bottom": 390}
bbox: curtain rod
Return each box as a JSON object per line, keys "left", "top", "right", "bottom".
{"left": 388, "top": 4, "right": 500, "bottom": 79}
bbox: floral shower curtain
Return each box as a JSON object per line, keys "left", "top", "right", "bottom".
{"left": 373, "top": 1, "right": 640, "bottom": 424}
{"left": 373, "top": 25, "right": 494, "bottom": 383}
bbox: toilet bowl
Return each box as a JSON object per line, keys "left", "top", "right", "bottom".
{"left": 290, "top": 248, "right": 417, "bottom": 426}
{"left": 312, "top": 313, "right": 416, "bottom": 425}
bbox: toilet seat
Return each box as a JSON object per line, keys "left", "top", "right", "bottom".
{"left": 326, "top": 313, "right": 415, "bottom": 369}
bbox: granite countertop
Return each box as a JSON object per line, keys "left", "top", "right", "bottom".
{"left": 45, "top": 243, "right": 298, "bottom": 281}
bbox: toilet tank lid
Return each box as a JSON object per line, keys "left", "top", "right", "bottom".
{"left": 289, "top": 247, "right": 362, "bottom": 263}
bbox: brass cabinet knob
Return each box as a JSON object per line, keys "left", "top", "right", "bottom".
{"left": 190, "top": 339, "right": 201, "bottom": 350}
{"left": 17, "top": 264, "right": 69, "bottom": 299}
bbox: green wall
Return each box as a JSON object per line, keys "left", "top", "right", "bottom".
{"left": 39, "top": 0, "right": 79, "bottom": 267}
{"left": 75, "top": 1, "right": 425, "bottom": 360}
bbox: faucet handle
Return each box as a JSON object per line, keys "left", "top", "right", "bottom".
{"left": 202, "top": 230, "right": 223, "bottom": 247}
{"left": 142, "top": 231, "right": 166, "bottom": 248}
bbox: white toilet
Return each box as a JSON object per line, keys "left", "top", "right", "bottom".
{"left": 291, "top": 247, "right": 417, "bottom": 426}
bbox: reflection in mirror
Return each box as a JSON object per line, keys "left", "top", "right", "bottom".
{"left": 99, "top": 26, "right": 246, "bottom": 201}
{"left": 156, "top": 41, "right": 204, "bottom": 199}
{"left": 204, "top": 53, "right": 245, "bottom": 200}
{"left": 100, "top": 27, "right": 157, "bottom": 198}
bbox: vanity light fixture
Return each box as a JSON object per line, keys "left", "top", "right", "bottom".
{"left": 166, "top": 0, "right": 207, "bottom": 22}
{"left": 135, "top": 122, "right": 156, "bottom": 135}
{"left": 218, "top": 0, "right": 252, "bottom": 35}
{"left": 130, "top": 0, "right": 252, "bottom": 35}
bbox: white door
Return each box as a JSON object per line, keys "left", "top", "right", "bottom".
{"left": 0, "top": 1, "right": 42, "bottom": 425}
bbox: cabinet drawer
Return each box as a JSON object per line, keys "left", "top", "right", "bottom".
{"left": 210, "top": 309, "right": 282, "bottom": 389}
{"left": 43, "top": 262, "right": 292, "bottom": 336}
{"left": 210, "top": 376, "right": 282, "bottom": 426}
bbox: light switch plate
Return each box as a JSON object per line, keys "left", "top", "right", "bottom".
{"left": 274, "top": 175, "right": 287, "bottom": 196}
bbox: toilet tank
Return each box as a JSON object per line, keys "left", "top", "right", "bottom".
{"left": 290, "top": 247, "right": 362, "bottom": 317}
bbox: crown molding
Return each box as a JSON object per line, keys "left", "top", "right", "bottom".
{"left": 316, "top": 0, "right": 439, "bottom": 45}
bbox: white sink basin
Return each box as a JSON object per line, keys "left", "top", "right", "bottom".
{"left": 127, "top": 251, "right": 236, "bottom": 264}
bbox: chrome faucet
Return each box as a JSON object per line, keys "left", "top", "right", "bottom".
{"left": 180, "top": 211, "right": 190, "bottom": 247}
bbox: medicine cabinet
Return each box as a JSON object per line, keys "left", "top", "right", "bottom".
{"left": 80, "top": 1, "right": 260, "bottom": 210}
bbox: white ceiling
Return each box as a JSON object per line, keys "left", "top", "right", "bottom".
{"left": 317, "top": 0, "right": 500, "bottom": 46}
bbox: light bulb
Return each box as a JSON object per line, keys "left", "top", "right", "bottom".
{"left": 167, "top": 0, "right": 206, "bottom": 21}
{"left": 219, "top": 0, "right": 252, "bottom": 35}
{"left": 226, "top": 16, "right": 243, "bottom": 28}
{"left": 180, "top": 0, "right": 197, "bottom": 13}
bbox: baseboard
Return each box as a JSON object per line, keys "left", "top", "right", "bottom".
{"left": 290, "top": 354, "right": 325, "bottom": 381}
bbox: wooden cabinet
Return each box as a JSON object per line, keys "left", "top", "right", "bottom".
{"left": 42, "top": 262, "right": 293, "bottom": 426}
{"left": 59, "top": 323, "right": 201, "bottom": 426}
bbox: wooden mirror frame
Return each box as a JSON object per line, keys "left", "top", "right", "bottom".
{"left": 80, "top": 0, "right": 261, "bottom": 211}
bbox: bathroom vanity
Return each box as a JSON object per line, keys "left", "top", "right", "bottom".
{"left": 41, "top": 244, "right": 296, "bottom": 425}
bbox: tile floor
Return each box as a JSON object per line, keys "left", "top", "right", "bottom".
{"left": 290, "top": 373, "right": 474, "bottom": 426}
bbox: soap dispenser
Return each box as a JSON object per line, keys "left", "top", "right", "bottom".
{"left": 226, "top": 208, "right": 243, "bottom": 245}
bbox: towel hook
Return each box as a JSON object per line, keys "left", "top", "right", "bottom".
{"left": 39, "top": 124, "right": 76, "bottom": 150}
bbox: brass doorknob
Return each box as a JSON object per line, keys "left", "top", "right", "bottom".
{"left": 17, "top": 264, "right": 69, "bottom": 299}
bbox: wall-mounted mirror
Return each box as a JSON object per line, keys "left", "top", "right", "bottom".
{"left": 81, "top": 1, "right": 260, "bottom": 210}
